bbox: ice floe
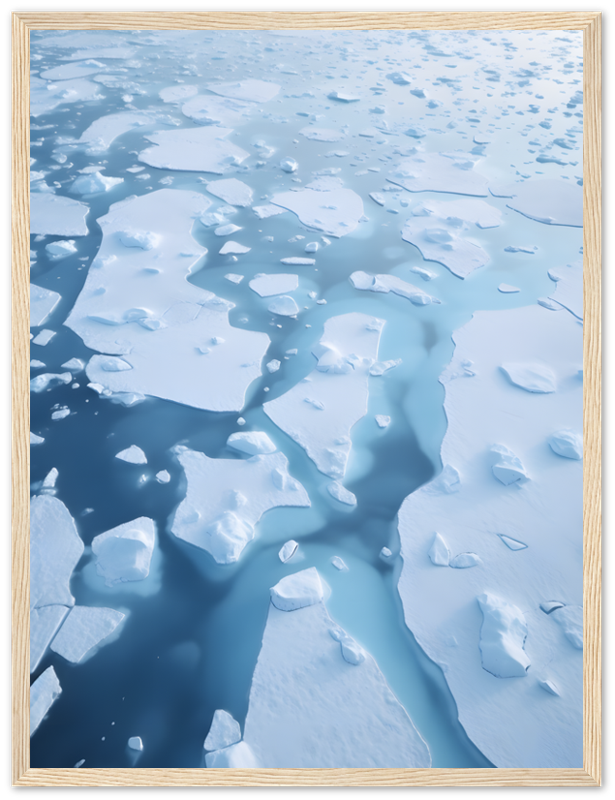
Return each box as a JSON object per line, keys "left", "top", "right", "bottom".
{"left": 31, "top": 605, "right": 69, "bottom": 673}
{"left": 30, "top": 432, "right": 45, "bottom": 446}
{"left": 548, "top": 261, "right": 583, "bottom": 320}
{"left": 268, "top": 296, "right": 300, "bottom": 317}
{"left": 350, "top": 271, "right": 438, "bottom": 305}
{"left": 278, "top": 540, "right": 298, "bottom": 563}
{"left": 207, "top": 178, "right": 253, "bottom": 207}
{"left": 242, "top": 568, "right": 431, "bottom": 767}
{"left": 45, "top": 240, "right": 77, "bottom": 260}
{"left": 31, "top": 76, "right": 102, "bottom": 118}
{"left": 72, "top": 111, "right": 151, "bottom": 154}
{"left": 31, "top": 193, "right": 89, "bottom": 237}
{"left": 32, "top": 329, "right": 56, "bottom": 347}
{"left": 428, "top": 533, "right": 451, "bottom": 566}
{"left": 249, "top": 274, "right": 298, "bottom": 297}
{"left": 491, "top": 180, "right": 582, "bottom": 228}
{"left": 206, "top": 741, "right": 260, "bottom": 768}
{"left": 170, "top": 445, "right": 309, "bottom": 564}
{"left": 300, "top": 127, "right": 345, "bottom": 142}
{"left": 549, "top": 430, "right": 582, "bottom": 460}
{"left": 182, "top": 94, "right": 254, "bottom": 127}
{"left": 388, "top": 153, "right": 489, "bottom": 197}
{"left": 70, "top": 171, "right": 123, "bottom": 195}
{"left": 219, "top": 241, "right": 251, "bottom": 255}
{"left": 498, "top": 284, "right": 520, "bottom": 294}
{"left": 30, "top": 284, "right": 61, "bottom": 328}
{"left": 115, "top": 445, "right": 147, "bottom": 464}
{"left": 264, "top": 313, "right": 384, "bottom": 479}
{"left": 327, "top": 481, "right": 357, "bottom": 507}
{"left": 138, "top": 127, "right": 249, "bottom": 174}
{"left": 91, "top": 517, "right": 156, "bottom": 585}
{"left": 31, "top": 667, "right": 62, "bottom": 737}
{"left": 271, "top": 185, "right": 363, "bottom": 238}
{"left": 397, "top": 303, "right": 583, "bottom": 767}
{"left": 50, "top": 606, "right": 125, "bottom": 663}
{"left": 204, "top": 709, "right": 242, "bottom": 751}
{"left": 227, "top": 431, "right": 276, "bottom": 456}
{"left": 128, "top": 736, "right": 143, "bottom": 752}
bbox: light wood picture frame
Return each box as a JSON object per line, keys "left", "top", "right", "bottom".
{"left": 12, "top": 11, "right": 602, "bottom": 788}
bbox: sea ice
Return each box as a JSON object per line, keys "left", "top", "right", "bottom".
{"left": 349, "top": 271, "right": 438, "bottom": 305}
{"left": 401, "top": 217, "right": 490, "bottom": 280}
{"left": 30, "top": 432, "right": 45, "bottom": 446}
{"left": 159, "top": 84, "right": 198, "bottom": 103}
{"left": 331, "top": 556, "right": 349, "bottom": 571}
{"left": 30, "top": 76, "right": 102, "bottom": 117}
{"left": 500, "top": 363, "right": 557, "bottom": 393}
{"left": 72, "top": 111, "right": 151, "bottom": 154}
{"left": 30, "top": 284, "right": 61, "bottom": 327}
{"left": 270, "top": 567, "right": 324, "bottom": 611}
{"left": 207, "top": 178, "right": 253, "bottom": 207}
{"left": 171, "top": 445, "right": 309, "bottom": 564}
{"left": 30, "top": 372, "right": 72, "bottom": 394}
{"left": 548, "top": 261, "right": 583, "bottom": 320}
{"left": 498, "top": 284, "right": 520, "bottom": 294}
{"left": 550, "top": 605, "right": 583, "bottom": 650}
{"left": 271, "top": 185, "right": 363, "bottom": 238}
{"left": 549, "top": 430, "right": 582, "bottom": 460}
{"left": 388, "top": 153, "right": 489, "bottom": 196}
{"left": 477, "top": 592, "right": 531, "bottom": 678}
{"left": 219, "top": 241, "right": 251, "bottom": 255}
{"left": 327, "top": 482, "right": 357, "bottom": 506}
{"left": 31, "top": 193, "right": 89, "bottom": 237}
{"left": 268, "top": 296, "right": 300, "bottom": 317}
{"left": 115, "top": 445, "right": 147, "bottom": 465}
{"left": 30, "top": 667, "right": 61, "bottom": 737}
{"left": 156, "top": 470, "right": 171, "bottom": 484}
{"left": 32, "top": 329, "right": 56, "bottom": 347}
{"left": 491, "top": 180, "right": 582, "bottom": 227}
{"left": 70, "top": 171, "right": 123, "bottom": 195}
{"left": 40, "top": 59, "right": 106, "bottom": 81}
{"left": 253, "top": 204, "right": 288, "bottom": 219}
{"left": 227, "top": 431, "right": 276, "bottom": 456}
{"left": 450, "top": 552, "right": 482, "bottom": 569}
{"left": 249, "top": 274, "right": 299, "bottom": 297}
{"left": 45, "top": 240, "right": 77, "bottom": 260}
{"left": 491, "top": 444, "right": 529, "bottom": 485}
{"left": 300, "top": 127, "right": 345, "bottom": 142}
{"left": 31, "top": 605, "right": 69, "bottom": 673}
{"left": 91, "top": 517, "right": 156, "bottom": 585}
{"left": 128, "top": 736, "right": 143, "bottom": 752}
{"left": 204, "top": 709, "right": 242, "bottom": 751}
{"left": 206, "top": 741, "right": 260, "bottom": 768}
{"left": 428, "top": 533, "right": 450, "bottom": 566}
{"left": 278, "top": 540, "right": 298, "bottom": 563}
{"left": 50, "top": 606, "right": 125, "bottom": 663}
{"left": 207, "top": 79, "right": 280, "bottom": 103}
{"left": 280, "top": 257, "right": 315, "bottom": 266}
{"left": 138, "top": 127, "right": 249, "bottom": 174}
{"left": 182, "top": 94, "right": 254, "bottom": 127}
{"left": 264, "top": 313, "right": 384, "bottom": 479}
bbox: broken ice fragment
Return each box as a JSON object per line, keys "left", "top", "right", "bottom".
{"left": 70, "top": 171, "right": 123, "bottom": 195}
{"left": 227, "top": 431, "right": 276, "bottom": 456}
{"left": 270, "top": 567, "right": 324, "bottom": 611}
{"left": 45, "top": 240, "right": 77, "bottom": 260}
{"left": 449, "top": 552, "right": 481, "bottom": 569}
{"left": 50, "top": 606, "right": 125, "bottom": 663}
{"left": 30, "top": 193, "right": 89, "bottom": 237}
{"left": 280, "top": 157, "right": 298, "bottom": 173}
{"left": 491, "top": 444, "right": 529, "bottom": 485}
{"left": 118, "top": 229, "right": 159, "bottom": 250}
{"left": 497, "top": 534, "right": 528, "bottom": 551}
{"left": 500, "top": 363, "right": 556, "bottom": 393}
{"left": 278, "top": 540, "right": 298, "bottom": 563}
{"left": 477, "top": 592, "right": 531, "bottom": 678}
{"left": 538, "top": 678, "right": 560, "bottom": 696}
{"left": 389, "top": 153, "right": 489, "bottom": 197}
{"left": 498, "top": 284, "right": 520, "bottom": 294}
{"left": 30, "top": 666, "right": 61, "bottom": 736}
{"left": 115, "top": 445, "right": 147, "bottom": 464}
{"left": 219, "top": 241, "right": 251, "bottom": 255}
{"left": 91, "top": 517, "right": 156, "bottom": 585}
{"left": 540, "top": 601, "right": 565, "bottom": 614}
{"left": 379, "top": 546, "right": 393, "bottom": 562}
{"left": 208, "top": 79, "right": 280, "bottom": 103}
{"left": 224, "top": 273, "right": 244, "bottom": 284}
{"left": 268, "top": 296, "right": 300, "bottom": 316}
{"left": 128, "top": 736, "right": 143, "bottom": 752}
{"left": 156, "top": 470, "right": 171, "bottom": 484}
{"left": 30, "top": 605, "right": 69, "bottom": 673}
{"left": 249, "top": 274, "right": 298, "bottom": 297}
{"left": 32, "top": 329, "right": 56, "bottom": 347}
{"left": 491, "top": 180, "right": 582, "bottom": 228}
{"left": 61, "top": 358, "right": 85, "bottom": 372}
{"left": 300, "top": 127, "right": 345, "bottom": 142}
{"left": 214, "top": 223, "right": 242, "bottom": 237}
{"left": 30, "top": 432, "right": 45, "bottom": 446}
{"left": 327, "top": 481, "right": 357, "bottom": 507}
{"left": 328, "top": 91, "right": 360, "bottom": 102}
{"left": 31, "top": 372, "right": 72, "bottom": 393}
{"left": 331, "top": 556, "right": 349, "bottom": 571}
{"left": 350, "top": 271, "right": 438, "bottom": 305}
{"left": 207, "top": 178, "right": 253, "bottom": 207}
{"left": 204, "top": 709, "right": 242, "bottom": 751}
{"left": 30, "top": 284, "right": 61, "bottom": 327}
{"left": 375, "top": 415, "right": 391, "bottom": 428}
{"left": 549, "top": 430, "right": 582, "bottom": 460}
{"left": 280, "top": 257, "right": 315, "bottom": 266}
{"left": 206, "top": 741, "right": 260, "bottom": 768}
{"left": 272, "top": 185, "right": 363, "bottom": 238}
{"left": 504, "top": 245, "right": 538, "bottom": 254}
{"left": 266, "top": 360, "right": 281, "bottom": 374}
{"left": 428, "top": 533, "right": 450, "bottom": 566}
{"left": 138, "top": 127, "right": 249, "bottom": 174}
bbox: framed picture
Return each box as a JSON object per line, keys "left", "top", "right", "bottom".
{"left": 12, "top": 11, "right": 601, "bottom": 788}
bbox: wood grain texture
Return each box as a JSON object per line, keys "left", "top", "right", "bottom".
{"left": 12, "top": 11, "right": 602, "bottom": 788}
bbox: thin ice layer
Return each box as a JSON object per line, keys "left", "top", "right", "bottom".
{"left": 242, "top": 568, "right": 431, "bottom": 767}
{"left": 264, "top": 313, "right": 384, "bottom": 479}
{"left": 397, "top": 303, "right": 583, "bottom": 768}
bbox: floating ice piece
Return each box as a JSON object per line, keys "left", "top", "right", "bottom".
{"left": 491, "top": 444, "right": 529, "bottom": 485}
{"left": 115, "top": 445, "right": 147, "bottom": 465}
{"left": 266, "top": 360, "right": 281, "bottom": 373}
{"left": 61, "top": 358, "right": 85, "bottom": 372}
{"left": 541, "top": 601, "right": 565, "bottom": 614}
{"left": 375, "top": 415, "right": 391, "bottom": 428}
{"left": 369, "top": 192, "right": 386, "bottom": 206}
{"left": 214, "top": 223, "right": 242, "bottom": 237}
{"left": 224, "top": 273, "right": 244, "bottom": 284}
{"left": 204, "top": 709, "right": 242, "bottom": 751}
{"left": 412, "top": 197, "right": 502, "bottom": 229}
{"left": 349, "top": 271, "right": 438, "bottom": 305}
{"left": 206, "top": 741, "right": 260, "bottom": 768}
{"left": 41, "top": 467, "right": 59, "bottom": 492}
{"left": 551, "top": 605, "right": 583, "bottom": 650}
{"left": 31, "top": 495, "right": 83, "bottom": 610}
{"left": 268, "top": 296, "right": 300, "bottom": 316}
{"left": 31, "top": 432, "right": 45, "bottom": 446}
{"left": 280, "top": 257, "right": 315, "bottom": 266}
{"left": 31, "top": 193, "right": 89, "bottom": 237}
{"left": 50, "top": 606, "right": 125, "bottom": 663}
{"left": 91, "top": 517, "right": 156, "bottom": 585}
{"left": 138, "top": 127, "right": 249, "bottom": 174}
{"left": 70, "top": 171, "right": 123, "bottom": 195}
{"left": 498, "top": 284, "right": 520, "bottom": 294}
{"left": 450, "top": 552, "right": 481, "bottom": 569}
{"left": 156, "top": 470, "right": 171, "bottom": 484}
{"left": 387, "top": 71, "right": 412, "bottom": 84}
{"left": 159, "top": 84, "right": 198, "bottom": 104}
{"left": 380, "top": 546, "right": 393, "bottom": 562}
{"left": 280, "top": 157, "right": 298, "bottom": 173}
{"left": 279, "top": 540, "right": 299, "bottom": 563}
{"left": 331, "top": 556, "right": 348, "bottom": 571}
{"left": 171, "top": 446, "right": 309, "bottom": 564}
{"left": 388, "top": 153, "right": 489, "bottom": 197}
{"left": 328, "top": 91, "right": 360, "bottom": 102}
{"left": 207, "top": 178, "right": 253, "bottom": 207}
{"left": 497, "top": 534, "right": 528, "bottom": 551}
{"left": 327, "top": 482, "right": 357, "bottom": 506}
{"left": 504, "top": 245, "right": 538, "bottom": 254}
{"left": 31, "top": 372, "right": 72, "bottom": 393}
{"left": 208, "top": 79, "right": 280, "bottom": 103}
{"left": 272, "top": 185, "right": 363, "bottom": 238}
{"left": 31, "top": 605, "right": 69, "bottom": 673}
{"left": 300, "top": 127, "right": 345, "bottom": 142}
{"left": 253, "top": 204, "right": 288, "bottom": 219}
{"left": 477, "top": 592, "right": 530, "bottom": 678}
{"left": 402, "top": 217, "right": 489, "bottom": 279}
{"left": 45, "top": 240, "right": 77, "bottom": 261}
{"left": 30, "top": 667, "right": 61, "bottom": 737}
{"left": 491, "top": 180, "right": 582, "bottom": 228}
{"left": 227, "top": 431, "right": 276, "bottom": 456}
{"left": 242, "top": 572, "right": 431, "bottom": 767}
{"left": 219, "top": 241, "right": 251, "bottom": 255}
{"left": 549, "top": 430, "right": 582, "bottom": 460}
{"left": 32, "top": 329, "right": 56, "bottom": 347}
{"left": 265, "top": 313, "right": 383, "bottom": 479}
{"left": 128, "top": 736, "right": 143, "bottom": 752}
{"left": 30, "top": 76, "right": 101, "bottom": 117}
{"left": 40, "top": 59, "right": 107, "bottom": 81}
{"left": 69, "top": 112, "right": 152, "bottom": 154}
{"left": 270, "top": 567, "right": 324, "bottom": 611}
{"left": 428, "top": 533, "right": 450, "bottom": 566}
{"left": 548, "top": 261, "right": 582, "bottom": 320}
{"left": 249, "top": 274, "right": 298, "bottom": 297}
{"left": 538, "top": 679, "right": 560, "bottom": 697}
{"left": 30, "top": 284, "right": 61, "bottom": 327}
{"left": 51, "top": 407, "right": 70, "bottom": 421}
{"left": 500, "top": 363, "right": 556, "bottom": 393}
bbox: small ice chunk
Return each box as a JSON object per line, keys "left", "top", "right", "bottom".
{"left": 266, "top": 359, "right": 281, "bottom": 373}
{"left": 70, "top": 171, "right": 123, "bottom": 195}
{"left": 331, "top": 556, "right": 349, "bottom": 571}
{"left": 205, "top": 741, "right": 260, "bottom": 768}
{"left": 31, "top": 432, "right": 45, "bottom": 446}
{"left": 42, "top": 467, "right": 59, "bottom": 491}
{"left": 32, "top": 329, "right": 56, "bottom": 346}
{"left": 369, "top": 192, "right": 386, "bottom": 206}
{"left": 253, "top": 204, "right": 288, "bottom": 219}
{"left": 30, "top": 360, "right": 45, "bottom": 369}
{"left": 91, "top": 517, "right": 156, "bottom": 585}
{"left": 227, "top": 431, "right": 277, "bottom": 456}
{"left": 207, "top": 178, "right": 253, "bottom": 207}
{"left": 497, "top": 534, "right": 528, "bottom": 551}
{"left": 477, "top": 592, "right": 530, "bottom": 678}
{"left": 369, "top": 359, "right": 401, "bottom": 377}
{"left": 280, "top": 257, "right": 315, "bottom": 266}
{"left": 500, "top": 363, "right": 556, "bottom": 393}
{"left": 327, "top": 481, "right": 357, "bottom": 506}
{"left": 30, "top": 666, "right": 62, "bottom": 736}
{"left": 204, "top": 709, "right": 242, "bottom": 752}
{"left": 224, "top": 273, "right": 244, "bottom": 284}
{"left": 268, "top": 296, "right": 300, "bottom": 316}
{"left": 138, "top": 127, "right": 249, "bottom": 174}
{"left": 51, "top": 407, "right": 70, "bottom": 421}
{"left": 30, "top": 284, "right": 61, "bottom": 327}
{"left": 428, "top": 533, "right": 450, "bottom": 566}
{"left": 375, "top": 415, "right": 391, "bottom": 428}
{"left": 98, "top": 356, "right": 133, "bottom": 372}
{"left": 449, "top": 552, "right": 481, "bottom": 569}
{"left": 300, "top": 127, "right": 345, "bottom": 142}
{"left": 498, "top": 284, "right": 520, "bottom": 294}
{"left": 538, "top": 678, "right": 560, "bottom": 696}
{"left": 387, "top": 71, "right": 411, "bottom": 85}
{"left": 270, "top": 567, "right": 324, "bottom": 611}
{"left": 491, "top": 444, "right": 529, "bottom": 485}
{"left": 250, "top": 274, "right": 299, "bottom": 297}
{"left": 50, "top": 606, "right": 125, "bottom": 663}
{"left": 219, "top": 241, "right": 251, "bottom": 255}
{"left": 128, "top": 736, "right": 143, "bottom": 752}
{"left": 115, "top": 445, "right": 147, "bottom": 464}
{"left": 61, "top": 358, "right": 85, "bottom": 372}
{"left": 280, "top": 157, "right": 298, "bottom": 173}
{"left": 45, "top": 240, "right": 77, "bottom": 260}
{"left": 549, "top": 430, "right": 582, "bottom": 460}
{"left": 31, "top": 372, "right": 72, "bottom": 393}
{"left": 379, "top": 546, "right": 393, "bottom": 562}
{"left": 279, "top": 540, "right": 299, "bottom": 563}
{"left": 214, "top": 223, "right": 242, "bottom": 237}
{"left": 208, "top": 78, "right": 280, "bottom": 103}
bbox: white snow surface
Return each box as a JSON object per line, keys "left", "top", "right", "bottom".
{"left": 91, "top": 517, "right": 156, "bottom": 585}
{"left": 45, "top": 240, "right": 77, "bottom": 260}
{"left": 182, "top": 94, "right": 254, "bottom": 127}
{"left": 268, "top": 296, "right": 300, "bottom": 317}
{"left": 65, "top": 189, "right": 269, "bottom": 411}
{"left": 227, "top": 431, "right": 276, "bottom": 456}
{"left": 388, "top": 153, "right": 489, "bottom": 196}
{"left": 249, "top": 274, "right": 299, "bottom": 297}
{"left": 30, "top": 667, "right": 62, "bottom": 737}
{"left": 264, "top": 313, "right": 384, "bottom": 479}
{"left": 138, "top": 127, "right": 249, "bottom": 174}
{"left": 207, "top": 178, "right": 253, "bottom": 207}
{"left": 242, "top": 570, "right": 431, "bottom": 767}
{"left": 278, "top": 540, "right": 298, "bottom": 563}
{"left": 73, "top": 112, "right": 151, "bottom": 154}
{"left": 50, "top": 606, "right": 125, "bottom": 663}
{"left": 397, "top": 303, "right": 583, "bottom": 768}
{"left": 402, "top": 218, "right": 489, "bottom": 279}
{"left": 170, "top": 445, "right": 309, "bottom": 565}
{"left": 491, "top": 180, "right": 583, "bottom": 228}
{"left": 31, "top": 76, "right": 102, "bottom": 117}
{"left": 271, "top": 186, "right": 363, "bottom": 238}
{"left": 500, "top": 363, "right": 557, "bottom": 393}
{"left": 31, "top": 193, "right": 89, "bottom": 237}
{"left": 31, "top": 284, "right": 61, "bottom": 327}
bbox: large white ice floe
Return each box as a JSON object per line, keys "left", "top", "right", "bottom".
{"left": 40, "top": 59, "right": 107, "bottom": 81}
{"left": 397, "top": 303, "right": 583, "bottom": 768}
{"left": 30, "top": 667, "right": 62, "bottom": 737}
{"left": 548, "top": 261, "right": 583, "bottom": 320}
{"left": 159, "top": 84, "right": 198, "bottom": 104}
{"left": 170, "top": 445, "right": 310, "bottom": 565}
{"left": 71, "top": 111, "right": 151, "bottom": 154}
{"left": 138, "top": 127, "right": 249, "bottom": 174}
{"left": 249, "top": 274, "right": 299, "bottom": 297}
{"left": 31, "top": 193, "right": 89, "bottom": 237}
{"left": 271, "top": 184, "right": 363, "bottom": 238}
{"left": 242, "top": 567, "right": 431, "bottom": 767}
{"left": 206, "top": 178, "right": 253, "bottom": 207}
{"left": 65, "top": 189, "right": 270, "bottom": 411}
{"left": 264, "top": 313, "right": 384, "bottom": 479}
{"left": 50, "top": 606, "right": 125, "bottom": 663}
{"left": 490, "top": 180, "right": 583, "bottom": 228}
{"left": 411, "top": 197, "right": 502, "bottom": 229}
{"left": 91, "top": 517, "right": 156, "bottom": 585}
{"left": 207, "top": 79, "right": 280, "bottom": 103}
{"left": 349, "top": 271, "right": 439, "bottom": 305}
{"left": 30, "top": 284, "right": 61, "bottom": 327}
{"left": 388, "top": 153, "right": 489, "bottom": 197}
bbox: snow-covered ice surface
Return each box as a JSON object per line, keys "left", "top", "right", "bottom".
{"left": 30, "top": 28, "right": 583, "bottom": 770}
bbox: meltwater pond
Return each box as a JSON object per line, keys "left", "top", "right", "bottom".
{"left": 30, "top": 28, "right": 583, "bottom": 768}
